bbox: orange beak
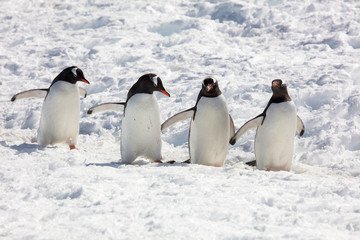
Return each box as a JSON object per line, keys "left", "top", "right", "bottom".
{"left": 82, "top": 79, "right": 90, "bottom": 84}
{"left": 161, "top": 90, "right": 170, "bottom": 97}
{"left": 273, "top": 82, "right": 278, "bottom": 87}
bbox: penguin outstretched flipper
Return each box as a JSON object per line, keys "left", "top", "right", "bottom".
{"left": 87, "top": 102, "right": 125, "bottom": 115}
{"left": 229, "top": 115, "right": 235, "bottom": 141}
{"left": 11, "top": 87, "right": 87, "bottom": 100}
{"left": 161, "top": 107, "right": 195, "bottom": 131}
{"left": 11, "top": 89, "right": 48, "bottom": 101}
{"left": 230, "top": 115, "right": 264, "bottom": 145}
{"left": 297, "top": 115, "right": 305, "bottom": 136}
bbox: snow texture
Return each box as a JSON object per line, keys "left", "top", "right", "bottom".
{"left": 1, "top": 0, "right": 360, "bottom": 239}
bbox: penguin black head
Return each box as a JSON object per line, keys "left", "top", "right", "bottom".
{"left": 201, "top": 77, "right": 222, "bottom": 97}
{"left": 127, "top": 73, "right": 170, "bottom": 101}
{"left": 52, "top": 66, "right": 90, "bottom": 85}
{"left": 271, "top": 79, "right": 291, "bottom": 102}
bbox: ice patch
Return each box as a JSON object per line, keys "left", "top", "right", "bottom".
{"left": 46, "top": 184, "right": 83, "bottom": 200}
{"left": 64, "top": 16, "right": 111, "bottom": 30}
{"left": 211, "top": 3, "right": 246, "bottom": 24}
{"left": 4, "top": 62, "right": 21, "bottom": 75}
{"left": 306, "top": 3, "right": 316, "bottom": 13}
{"left": 348, "top": 37, "right": 360, "bottom": 49}
{"left": 150, "top": 20, "right": 198, "bottom": 36}
{"left": 347, "top": 95, "right": 360, "bottom": 114}
{"left": 346, "top": 134, "right": 360, "bottom": 151}
{"left": 351, "top": 67, "right": 360, "bottom": 85}
{"left": 321, "top": 35, "right": 344, "bottom": 49}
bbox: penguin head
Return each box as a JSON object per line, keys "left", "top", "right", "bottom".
{"left": 54, "top": 66, "right": 90, "bottom": 85}
{"left": 271, "top": 79, "right": 291, "bottom": 101}
{"left": 201, "top": 77, "right": 222, "bottom": 97}
{"left": 149, "top": 73, "right": 170, "bottom": 97}
{"left": 127, "top": 73, "right": 170, "bottom": 101}
{"left": 271, "top": 79, "right": 286, "bottom": 92}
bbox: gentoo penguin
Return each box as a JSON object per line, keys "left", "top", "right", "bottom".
{"left": 87, "top": 73, "right": 170, "bottom": 164}
{"left": 229, "top": 79, "right": 305, "bottom": 171}
{"left": 161, "top": 77, "right": 235, "bottom": 167}
{"left": 11, "top": 66, "right": 89, "bottom": 149}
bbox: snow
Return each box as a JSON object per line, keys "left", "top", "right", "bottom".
{"left": 1, "top": 0, "right": 360, "bottom": 239}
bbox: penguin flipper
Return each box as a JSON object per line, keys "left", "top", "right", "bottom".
{"left": 87, "top": 102, "right": 125, "bottom": 115}
{"left": 229, "top": 115, "right": 235, "bottom": 140}
{"left": 229, "top": 115, "right": 263, "bottom": 145}
{"left": 297, "top": 115, "right": 305, "bottom": 136}
{"left": 161, "top": 107, "right": 195, "bottom": 131}
{"left": 11, "top": 88, "right": 48, "bottom": 101}
{"left": 78, "top": 87, "right": 87, "bottom": 98}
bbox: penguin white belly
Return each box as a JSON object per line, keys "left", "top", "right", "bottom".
{"left": 37, "top": 81, "right": 80, "bottom": 146}
{"left": 255, "top": 101, "right": 297, "bottom": 171}
{"left": 189, "top": 95, "right": 230, "bottom": 167}
{"left": 121, "top": 94, "right": 162, "bottom": 164}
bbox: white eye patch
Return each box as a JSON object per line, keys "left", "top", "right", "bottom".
{"left": 71, "top": 67, "right": 78, "bottom": 77}
{"left": 151, "top": 75, "right": 158, "bottom": 85}
{"left": 211, "top": 77, "right": 218, "bottom": 85}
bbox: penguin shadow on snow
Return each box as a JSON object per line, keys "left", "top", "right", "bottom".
{"left": 85, "top": 161, "right": 124, "bottom": 168}
{"left": 85, "top": 159, "right": 187, "bottom": 168}
{"left": 1, "top": 141, "right": 47, "bottom": 154}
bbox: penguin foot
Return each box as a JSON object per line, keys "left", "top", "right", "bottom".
{"left": 245, "top": 160, "right": 256, "bottom": 166}
{"left": 154, "top": 160, "right": 176, "bottom": 164}
{"left": 182, "top": 159, "right": 191, "bottom": 164}
{"left": 69, "top": 145, "right": 78, "bottom": 150}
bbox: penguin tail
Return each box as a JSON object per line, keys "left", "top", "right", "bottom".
{"left": 245, "top": 160, "right": 256, "bottom": 166}
{"left": 182, "top": 159, "right": 191, "bottom": 164}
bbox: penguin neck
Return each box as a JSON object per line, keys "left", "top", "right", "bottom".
{"left": 195, "top": 88, "right": 222, "bottom": 106}
{"left": 271, "top": 92, "right": 292, "bottom": 103}
{"left": 200, "top": 87, "right": 222, "bottom": 98}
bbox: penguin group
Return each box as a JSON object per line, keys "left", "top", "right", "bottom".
{"left": 11, "top": 66, "right": 305, "bottom": 171}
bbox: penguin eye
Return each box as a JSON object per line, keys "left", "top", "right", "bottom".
{"left": 71, "top": 67, "right": 78, "bottom": 77}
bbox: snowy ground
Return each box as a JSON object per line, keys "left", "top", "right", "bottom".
{"left": 1, "top": 0, "right": 360, "bottom": 239}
